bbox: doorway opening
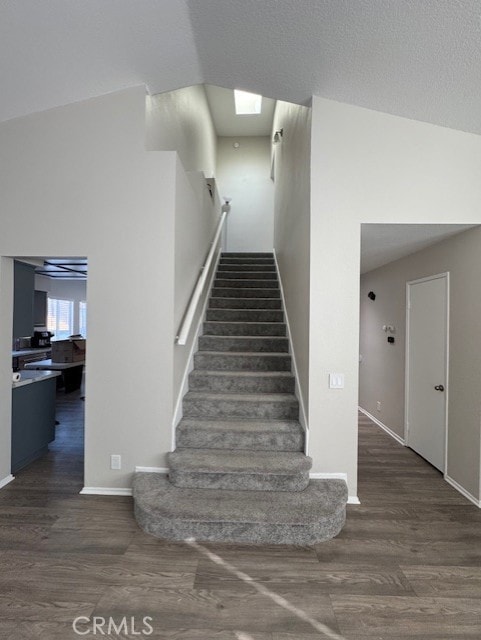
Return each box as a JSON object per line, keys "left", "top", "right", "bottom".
{"left": 358, "top": 223, "right": 481, "bottom": 504}
{"left": 11, "top": 256, "right": 87, "bottom": 491}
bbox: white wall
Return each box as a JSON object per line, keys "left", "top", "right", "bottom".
{"left": 146, "top": 84, "right": 222, "bottom": 430}
{"left": 310, "top": 97, "right": 481, "bottom": 498}
{"left": 360, "top": 226, "right": 481, "bottom": 501}
{"left": 216, "top": 136, "right": 274, "bottom": 252}
{"left": 0, "top": 86, "right": 177, "bottom": 489}
{"left": 173, "top": 163, "right": 221, "bottom": 412}
{"left": 146, "top": 85, "right": 217, "bottom": 177}
{"left": 35, "top": 276, "right": 87, "bottom": 335}
{"left": 272, "top": 101, "right": 311, "bottom": 426}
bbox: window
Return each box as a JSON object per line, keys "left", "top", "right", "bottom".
{"left": 234, "top": 89, "right": 262, "bottom": 115}
{"left": 79, "top": 301, "right": 87, "bottom": 337}
{"left": 47, "top": 298, "right": 74, "bottom": 340}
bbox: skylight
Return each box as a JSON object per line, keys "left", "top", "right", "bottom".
{"left": 234, "top": 89, "right": 262, "bottom": 115}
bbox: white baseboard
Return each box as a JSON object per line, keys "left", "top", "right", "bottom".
{"left": 0, "top": 474, "right": 14, "bottom": 490}
{"left": 358, "top": 406, "right": 406, "bottom": 445}
{"left": 80, "top": 487, "right": 133, "bottom": 496}
{"left": 135, "top": 466, "right": 169, "bottom": 474}
{"left": 445, "top": 474, "right": 481, "bottom": 508}
{"left": 309, "top": 471, "right": 360, "bottom": 505}
{"left": 272, "top": 250, "right": 309, "bottom": 443}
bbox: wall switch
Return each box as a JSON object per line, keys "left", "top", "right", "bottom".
{"left": 376, "top": 401, "right": 381, "bottom": 412}
{"left": 110, "top": 454, "right": 121, "bottom": 470}
{"left": 329, "top": 373, "right": 345, "bottom": 389}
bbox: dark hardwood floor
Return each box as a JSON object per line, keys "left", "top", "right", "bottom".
{"left": 1, "top": 401, "right": 480, "bottom": 639}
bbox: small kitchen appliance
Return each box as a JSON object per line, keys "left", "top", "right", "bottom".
{"left": 31, "top": 330, "right": 53, "bottom": 348}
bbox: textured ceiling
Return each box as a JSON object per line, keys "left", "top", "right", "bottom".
{"left": 1, "top": 1, "right": 481, "bottom": 134}
{"left": 361, "top": 224, "right": 479, "bottom": 273}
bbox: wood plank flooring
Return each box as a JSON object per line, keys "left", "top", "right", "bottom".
{"left": 1, "top": 399, "right": 480, "bottom": 639}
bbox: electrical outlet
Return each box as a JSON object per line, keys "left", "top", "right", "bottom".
{"left": 110, "top": 454, "right": 121, "bottom": 470}
{"left": 376, "top": 401, "right": 381, "bottom": 412}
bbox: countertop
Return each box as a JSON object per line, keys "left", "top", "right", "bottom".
{"left": 12, "top": 348, "right": 52, "bottom": 357}
{"left": 13, "top": 370, "right": 61, "bottom": 389}
{"left": 24, "top": 359, "right": 85, "bottom": 370}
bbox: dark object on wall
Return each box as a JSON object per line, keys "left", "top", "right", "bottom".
{"left": 387, "top": 336, "right": 395, "bottom": 344}
{"left": 13, "top": 261, "right": 35, "bottom": 339}
{"left": 368, "top": 291, "right": 376, "bottom": 301}
{"left": 34, "top": 290, "right": 48, "bottom": 326}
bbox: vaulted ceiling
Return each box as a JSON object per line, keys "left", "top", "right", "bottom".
{"left": 1, "top": 1, "right": 481, "bottom": 134}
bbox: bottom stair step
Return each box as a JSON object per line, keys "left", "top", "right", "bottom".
{"left": 167, "top": 449, "right": 312, "bottom": 491}
{"left": 133, "top": 473, "right": 348, "bottom": 545}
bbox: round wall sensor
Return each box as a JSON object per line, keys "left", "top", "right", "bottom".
{"left": 233, "top": 142, "right": 240, "bottom": 149}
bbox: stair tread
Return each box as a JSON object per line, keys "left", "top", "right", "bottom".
{"left": 134, "top": 474, "right": 347, "bottom": 525}
{"left": 184, "top": 391, "right": 297, "bottom": 402}
{"left": 189, "top": 370, "right": 293, "bottom": 378}
{"left": 196, "top": 350, "right": 289, "bottom": 356}
{"left": 201, "top": 334, "right": 287, "bottom": 342}
{"left": 178, "top": 417, "right": 302, "bottom": 431}
{"left": 176, "top": 418, "right": 304, "bottom": 452}
{"left": 205, "top": 321, "right": 285, "bottom": 326}
{"left": 168, "top": 449, "right": 311, "bottom": 474}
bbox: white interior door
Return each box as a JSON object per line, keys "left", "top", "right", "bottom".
{"left": 406, "top": 274, "right": 448, "bottom": 472}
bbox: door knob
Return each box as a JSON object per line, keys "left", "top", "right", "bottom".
{"left": 434, "top": 384, "right": 445, "bottom": 392}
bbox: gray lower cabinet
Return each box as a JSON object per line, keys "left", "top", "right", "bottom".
{"left": 11, "top": 379, "right": 57, "bottom": 473}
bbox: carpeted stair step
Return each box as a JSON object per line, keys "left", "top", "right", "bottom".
{"left": 222, "top": 252, "right": 274, "bottom": 258}
{"left": 133, "top": 473, "right": 348, "bottom": 545}
{"left": 217, "top": 264, "right": 276, "bottom": 272}
{"left": 214, "top": 278, "right": 279, "bottom": 289}
{"left": 216, "top": 271, "right": 278, "bottom": 280}
{"left": 176, "top": 418, "right": 304, "bottom": 451}
{"left": 209, "top": 297, "right": 282, "bottom": 309}
{"left": 194, "top": 351, "right": 291, "bottom": 371}
{"left": 212, "top": 287, "right": 280, "bottom": 298}
{"left": 182, "top": 391, "right": 299, "bottom": 419}
{"left": 203, "top": 321, "right": 286, "bottom": 337}
{"left": 188, "top": 370, "right": 295, "bottom": 393}
{"left": 220, "top": 259, "right": 275, "bottom": 267}
{"left": 167, "top": 449, "right": 311, "bottom": 491}
{"left": 206, "top": 308, "right": 283, "bottom": 322}
{"left": 198, "top": 335, "right": 289, "bottom": 353}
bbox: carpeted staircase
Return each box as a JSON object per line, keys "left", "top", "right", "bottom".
{"left": 133, "top": 252, "right": 347, "bottom": 545}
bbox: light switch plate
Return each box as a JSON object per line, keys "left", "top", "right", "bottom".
{"left": 329, "top": 373, "right": 345, "bottom": 389}
{"left": 110, "top": 454, "right": 121, "bottom": 470}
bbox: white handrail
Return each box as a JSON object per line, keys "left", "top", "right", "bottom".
{"left": 176, "top": 210, "right": 227, "bottom": 345}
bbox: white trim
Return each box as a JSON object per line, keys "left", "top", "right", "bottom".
{"left": 358, "top": 406, "right": 406, "bottom": 445}
{"left": 171, "top": 249, "right": 222, "bottom": 450}
{"left": 135, "top": 466, "right": 169, "bottom": 474}
{"left": 310, "top": 471, "right": 347, "bottom": 480}
{"left": 445, "top": 475, "right": 481, "bottom": 508}
{"left": 273, "top": 250, "right": 309, "bottom": 447}
{"left": 405, "top": 272, "right": 449, "bottom": 473}
{"left": 0, "top": 474, "right": 14, "bottom": 490}
{"left": 79, "top": 487, "right": 132, "bottom": 496}
{"left": 309, "top": 471, "right": 360, "bottom": 505}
